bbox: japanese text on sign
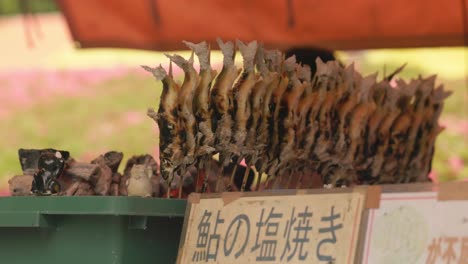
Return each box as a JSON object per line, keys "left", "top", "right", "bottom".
{"left": 363, "top": 192, "right": 468, "bottom": 264}
{"left": 426, "top": 236, "right": 468, "bottom": 264}
{"left": 178, "top": 192, "right": 364, "bottom": 264}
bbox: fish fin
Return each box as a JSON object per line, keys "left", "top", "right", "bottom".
{"left": 141, "top": 64, "right": 167, "bottom": 80}
{"left": 236, "top": 39, "right": 258, "bottom": 72}
{"left": 217, "top": 38, "right": 235, "bottom": 66}
{"left": 183, "top": 40, "right": 211, "bottom": 71}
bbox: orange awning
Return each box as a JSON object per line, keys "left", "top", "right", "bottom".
{"left": 57, "top": 0, "right": 468, "bottom": 50}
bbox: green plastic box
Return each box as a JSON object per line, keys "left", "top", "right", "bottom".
{"left": 0, "top": 196, "right": 186, "bottom": 264}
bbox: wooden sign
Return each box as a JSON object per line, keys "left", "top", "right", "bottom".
{"left": 362, "top": 183, "right": 468, "bottom": 264}
{"left": 177, "top": 190, "right": 366, "bottom": 264}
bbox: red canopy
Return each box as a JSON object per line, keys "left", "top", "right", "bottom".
{"left": 57, "top": 0, "right": 468, "bottom": 50}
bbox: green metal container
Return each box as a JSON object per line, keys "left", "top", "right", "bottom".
{"left": 0, "top": 196, "right": 186, "bottom": 264}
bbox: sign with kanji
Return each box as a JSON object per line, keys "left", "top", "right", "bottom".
{"left": 177, "top": 190, "right": 365, "bottom": 263}
{"left": 362, "top": 190, "right": 468, "bottom": 264}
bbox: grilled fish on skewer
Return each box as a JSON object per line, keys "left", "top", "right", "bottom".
{"left": 143, "top": 40, "right": 451, "bottom": 193}
{"left": 333, "top": 64, "right": 358, "bottom": 156}
{"left": 292, "top": 82, "right": 317, "bottom": 184}
{"left": 363, "top": 82, "right": 390, "bottom": 159}
{"left": 396, "top": 77, "right": 433, "bottom": 182}
{"left": 408, "top": 79, "right": 441, "bottom": 173}
{"left": 268, "top": 56, "right": 301, "bottom": 176}
{"left": 245, "top": 45, "right": 272, "bottom": 164}
{"left": 166, "top": 54, "right": 199, "bottom": 178}
{"left": 377, "top": 82, "right": 416, "bottom": 183}
{"left": 183, "top": 41, "right": 218, "bottom": 192}
{"left": 390, "top": 81, "right": 420, "bottom": 181}
{"left": 254, "top": 65, "right": 281, "bottom": 187}
{"left": 281, "top": 63, "right": 311, "bottom": 170}
{"left": 302, "top": 59, "right": 333, "bottom": 166}
{"left": 369, "top": 86, "right": 402, "bottom": 181}
{"left": 276, "top": 65, "right": 307, "bottom": 179}
{"left": 291, "top": 64, "right": 312, "bottom": 161}
{"left": 337, "top": 73, "right": 376, "bottom": 162}
{"left": 342, "top": 73, "right": 377, "bottom": 165}
{"left": 357, "top": 82, "right": 400, "bottom": 184}
{"left": 413, "top": 85, "right": 451, "bottom": 182}
{"left": 142, "top": 64, "right": 181, "bottom": 188}
{"left": 231, "top": 40, "right": 258, "bottom": 160}
{"left": 354, "top": 81, "right": 392, "bottom": 183}
{"left": 313, "top": 62, "right": 348, "bottom": 162}
{"left": 264, "top": 55, "right": 293, "bottom": 181}
{"left": 245, "top": 47, "right": 281, "bottom": 190}
{"left": 254, "top": 50, "right": 282, "bottom": 175}
{"left": 228, "top": 40, "right": 259, "bottom": 190}
{"left": 184, "top": 41, "right": 217, "bottom": 160}
{"left": 210, "top": 39, "right": 240, "bottom": 191}
{"left": 311, "top": 63, "right": 351, "bottom": 186}
{"left": 294, "top": 72, "right": 321, "bottom": 167}
{"left": 267, "top": 58, "right": 306, "bottom": 188}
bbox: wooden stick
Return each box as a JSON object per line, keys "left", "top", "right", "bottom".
{"left": 226, "top": 163, "right": 239, "bottom": 191}
{"left": 195, "top": 168, "right": 204, "bottom": 193}
{"left": 253, "top": 159, "right": 264, "bottom": 191}
{"left": 215, "top": 158, "right": 225, "bottom": 192}
{"left": 253, "top": 172, "right": 260, "bottom": 192}
{"left": 286, "top": 169, "right": 294, "bottom": 189}
{"left": 272, "top": 173, "right": 282, "bottom": 189}
{"left": 259, "top": 172, "right": 272, "bottom": 192}
{"left": 201, "top": 158, "right": 212, "bottom": 193}
{"left": 296, "top": 170, "right": 304, "bottom": 189}
{"left": 213, "top": 166, "right": 226, "bottom": 192}
{"left": 166, "top": 175, "right": 172, "bottom": 198}
{"left": 240, "top": 165, "right": 251, "bottom": 192}
{"left": 195, "top": 159, "right": 206, "bottom": 193}
{"left": 250, "top": 155, "right": 262, "bottom": 191}
{"left": 178, "top": 174, "right": 183, "bottom": 199}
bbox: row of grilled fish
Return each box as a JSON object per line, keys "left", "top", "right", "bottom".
{"left": 143, "top": 39, "right": 451, "bottom": 193}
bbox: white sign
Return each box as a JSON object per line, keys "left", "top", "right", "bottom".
{"left": 177, "top": 191, "right": 365, "bottom": 264}
{"left": 362, "top": 192, "right": 468, "bottom": 264}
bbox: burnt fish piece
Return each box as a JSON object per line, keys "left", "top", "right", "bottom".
{"left": 31, "top": 151, "right": 67, "bottom": 195}
{"left": 18, "top": 148, "right": 70, "bottom": 175}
